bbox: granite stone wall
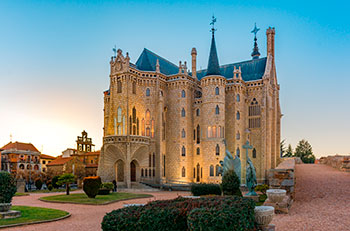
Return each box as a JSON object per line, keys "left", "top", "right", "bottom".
{"left": 319, "top": 155, "right": 350, "bottom": 172}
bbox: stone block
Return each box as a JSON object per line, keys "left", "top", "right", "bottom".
{"left": 281, "top": 179, "right": 294, "bottom": 186}
{"left": 262, "top": 224, "right": 275, "bottom": 231}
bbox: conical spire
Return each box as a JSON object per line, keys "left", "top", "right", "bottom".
{"left": 251, "top": 23, "right": 261, "bottom": 59}
{"left": 206, "top": 16, "right": 221, "bottom": 76}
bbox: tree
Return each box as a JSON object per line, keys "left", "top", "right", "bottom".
{"left": 283, "top": 144, "right": 294, "bottom": 157}
{"left": 57, "top": 173, "right": 75, "bottom": 195}
{"left": 280, "top": 139, "right": 286, "bottom": 157}
{"left": 221, "top": 170, "right": 242, "bottom": 197}
{"left": 294, "top": 139, "right": 316, "bottom": 163}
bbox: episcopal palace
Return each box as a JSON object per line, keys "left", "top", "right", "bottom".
{"left": 97, "top": 23, "right": 281, "bottom": 188}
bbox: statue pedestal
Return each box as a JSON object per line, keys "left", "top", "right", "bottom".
{"left": 243, "top": 194, "right": 259, "bottom": 202}
{"left": 261, "top": 224, "right": 275, "bottom": 231}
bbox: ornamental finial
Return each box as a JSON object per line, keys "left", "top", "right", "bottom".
{"left": 210, "top": 15, "right": 217, "bottom": 36}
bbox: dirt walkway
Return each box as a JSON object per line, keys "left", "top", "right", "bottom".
{"left": 273, "top": 164, "right": 350, "bottom": 231}
{"left": 8, "top": 190, "right": 190, "bottom": 231}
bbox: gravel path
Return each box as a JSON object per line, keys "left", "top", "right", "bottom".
{"left": 273, "top": 164, "right": 350, "bottom": 231}
{"left": 8, "top": 190, "right": 190, "bottom": 231}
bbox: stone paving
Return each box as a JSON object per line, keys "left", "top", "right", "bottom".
{"left": 273, "top": 164, "right": 350, "bottom": 230}
{"left": 7, "top": 190, "right": 190, "bottom": 231}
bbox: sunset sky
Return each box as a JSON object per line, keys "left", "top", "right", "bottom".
{"left": 1, "top": 0, "right": 349, "bottom": 158}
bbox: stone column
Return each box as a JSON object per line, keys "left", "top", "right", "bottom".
{"left": 126, "top": 143, "right": 131, "bottom": 188}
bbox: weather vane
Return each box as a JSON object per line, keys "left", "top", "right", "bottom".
{"left": 210, "top": 15, "right": 217, "bottom": 35}
{"left": 251, "top": 23, "right": 260, "bottom": 38}
{"left": 112, "top": 45, "right": 117, "bottom": 57}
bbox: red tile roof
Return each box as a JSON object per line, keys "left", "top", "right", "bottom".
{"left": 40, "top": 154, "right": 56, "bottom": 160}
{"left": 82, "top": 151, "right": 100, "bottom": 156}
{"left": 1, "top": 142, "right": 39, "bottom": 152}
{"left": 47, "top": 156, "right": 73, "bottom": 166}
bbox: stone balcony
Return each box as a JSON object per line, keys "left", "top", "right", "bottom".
{"left": 103, "top": 135, "right": 151, "bottom": 145}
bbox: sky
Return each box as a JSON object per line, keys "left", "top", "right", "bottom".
{"left": 0, "top": 0, "right": 349, "bottom": 158}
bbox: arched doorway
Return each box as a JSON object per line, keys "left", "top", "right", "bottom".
{"left": 130, "top": 161, "right": 136, "bottom": 182}
{"left": 115, "top": 159, "right": 124, "bottom": 182}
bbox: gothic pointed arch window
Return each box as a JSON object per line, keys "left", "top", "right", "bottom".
{"left": 153, "top": 153, "right": 155, "bottom": 167}
{"left": 146, "top": 88, "right": 150, "bottom": 96}
{"left": 236, "top": 131, "right": 240, "bottom": 140}
{"left": 215, "top": 144, "right": 220, "bottom": 156}
{"left": 249, "top": 98, "right": 261, "bottom": 128}
{"left": 181, "top": 146, "right": 186, "bottom": 156}
{"left": 212, "top": 126, "right": 217, "bottom": 138}
{"left": 132, "top": 82, "right": 136, "bottom": 94}
{"left": 236, "top": 147, "right": 240, "bottom": 157}
{"left": 215, "top": 105, "right": 220, "bottom": 115}
{"left": 215, "top": 165, "right": 220, "bottom": 176}
{"left": 196, "top": 125, "right": 200, "bottom": 144}
{"left": 196, "top": 147, "right": 200, "bottom": 155}
{"left": 149, "top": 154, "right": 151, "bottom": 167}
{"left": 181, "top": 108, "right": 186, "bottom": 117}
{"left": 151, "top": 119, "right": 155, "bottom": 138}
{"left": 215, "top": 87, "right": 219, "bottom": 95}
{"left": 117, "top": 107, "right": 122, "bottom": 122}
{"left": 236, "top": 111, "right": 240, "bottom": 120}
{"left": 196, "top": 108, "right": 200, "bottom": 116}
{"left": 117, "top": 81, "right": 122, "bottom": 93}
{"left": 181, "top": 90, "right": 186, "bottom": 98}
{"left": 141, "top": 119, "right": 145, "bottom": 136}
{"left": 210, "top": 165, "right": 214, "bottom": 176}
{"left": 149, "top": 169, "right": 151, "bottom": 177}
{"left": 181, "top": 128, "right": 186, "bottom": 138}
{"left": 145, "top": 168, "right": 148, "bottom": 177}
{"left": 132, "top": 107, "right": 136, "bottom": 123}
{"left": 116, "top": 107, "right": 124, "bottom": 135}
{"left": 236, "top": 94, "right": 240, "bottom": 102}
{"left": 253, "top": 148, "right": 257, "bottom": 158}
{"left": 207, "top": 126, "right": 212, "bottom": 138}
{"left": 141, "top": 168, "right": 144, "bottom": 177}
{"left": 218, "top": 126, "right": 221, "bottom": 138}
{"left": 145, "top": 110, "right": 151, "bottom": 136}
{"left": 182, "top": 167, "right": 186, "bottom": 177}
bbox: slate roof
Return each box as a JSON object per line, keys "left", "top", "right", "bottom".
{"left": 206, "top": 34, "right": 221, "bottom": 76}
{"left": 1, "top": 142, "right": 39, "bottom": 152}
{"left": 195, "top": 57, "right": 267, "bottom": 81}
{"left": 135, "top": 48, "right": 179, "bottom": 75}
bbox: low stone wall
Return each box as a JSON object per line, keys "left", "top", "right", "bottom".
{"left": 319, "top": 155, "right": 350, "bottom": 172}
{"left": 267, "top": 157, "right": 300, "bottom": 199}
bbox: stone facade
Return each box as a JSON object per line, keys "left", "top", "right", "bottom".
{"left": 98, "top": 26, "right": 281, "bottom": 188}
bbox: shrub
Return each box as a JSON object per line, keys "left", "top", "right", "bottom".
{"left": 52, "top": 176, "right": 60, "bottom": 189}
{"left": 187, "top": 198, "right": 256, "bottom": 231}
{"left": 191, "top": 183, "right": 221, "bottom": 196}
{"left": 35, "top": 178, "right": 43, "bottom": 190}
{"left": 48, "top": 184, "right": 53, "bottom": 191}
{"left": 221, "top": 170, "right": 242, "bottom": 197}
{"left": 0, "top": 172, "right": 17, "bottom": 203}
{"left": 101, "top": 196, "right": 257, "bottom": 231}
{"left": 83, "top": 176, "right": 102, "bottom": 198}
{"left": 98, "top": 189, "right": 111, "bottom": 195}
{"left": 101, "top": 205, "right": 143, "bottom": 231}
{"left": 255, "top": 184, "right": 269, "bottom": 195}
{"left": 101, "top": 182, "right": 114, "bottom": 190}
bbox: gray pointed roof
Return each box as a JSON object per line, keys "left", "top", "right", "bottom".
{"left": 135, "top": 48, "right": 179, "bottom": 75}
{"left": 205, "top": 34, "right": 221, "bottom": 76}
{"left": 195, "top": 57, "right": 267, "bottom": 81}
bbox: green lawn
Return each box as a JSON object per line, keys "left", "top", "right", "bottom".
{"left": 14, "top": 192, "right": 29, "bottom": 196}
{"left": 40, "top": 192, "right": 153, "bottom": 205}
{"left": 0, "top": 206, "right": 68, "bottom": 228}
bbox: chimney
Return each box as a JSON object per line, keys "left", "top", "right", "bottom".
{"left": 266, "top": 27, "right": 275, "bottom": 58}
{"left": 191, "top": 48, "right": 197, "bottom": 79}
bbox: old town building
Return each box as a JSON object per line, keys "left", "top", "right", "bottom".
{"left": 40, "top": 154, "right": 55, "bottom": 173}
{"left": 0, "top": 141, "right": 42, "bottom": 180}
{"left": 98, "top": 22, "right": 281, "bottom": 188}
{"left": 47, "top": 131, "right": 100, "bottom": 179}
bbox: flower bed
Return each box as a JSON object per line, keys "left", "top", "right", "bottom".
{"left": 101, "top": 196, "right": 256, "bottom": 231}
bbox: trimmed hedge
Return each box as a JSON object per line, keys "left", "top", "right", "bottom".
{"left": 221, "top": 170, "right": 242, "bottom": 197}
{"left": 35, "top": 178, "right": 43, "bottom": 190}
{"left": 0, "top": 172, "right": 17, "bottom": 203}
{"left": 191, "top": 183, "right": 221, "bottom": 196}
{"left": 101, "top": 196, "right": 256, "bottom": 231}
{"left": 83, "top": 176, "right": 102, "bottom": 198}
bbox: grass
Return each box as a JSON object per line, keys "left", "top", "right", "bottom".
{"left": 0, "top": 206, "right": 68, "bottom": 227}
{"left": 40, "top": 192, "right": 153, "bottom": 205}
{"left": 14, "top": 192, "right": 29, "bottom": 196}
